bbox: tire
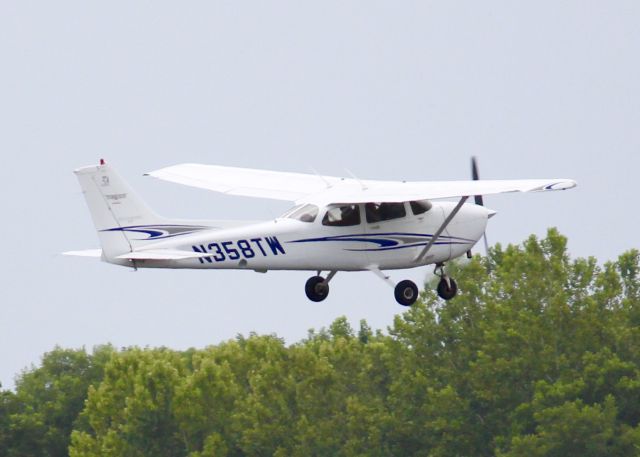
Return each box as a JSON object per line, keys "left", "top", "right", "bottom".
{"left": 394, "top": 280, "right": 419, "bottom": 306}
{"left": 437, "top": 277, "right": 458, "bottom": 300}
{"left": 305, "top": 276, "right": 329, "bottom": 302}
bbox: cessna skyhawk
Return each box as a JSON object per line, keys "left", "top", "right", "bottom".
{"left": 66, "top": 159, "right": 576, "bottom": 306}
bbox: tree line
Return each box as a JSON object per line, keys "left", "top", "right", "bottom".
{"left": 2, "top": 228, "right": 640, "bottom": 456}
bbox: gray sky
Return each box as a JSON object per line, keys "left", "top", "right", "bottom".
{"left": 1, "top": 1, "right": 639, "bottom": 389}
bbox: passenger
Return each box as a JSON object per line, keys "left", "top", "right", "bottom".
{"left": 340, "top": 205, "right": 360, "bottom": 225}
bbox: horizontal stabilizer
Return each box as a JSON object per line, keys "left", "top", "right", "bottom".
{"left": 116, "top": 249, "right": 215, "bottom": 261}
{"left": 62, "top": 249, "right": 102, "bottom": 257}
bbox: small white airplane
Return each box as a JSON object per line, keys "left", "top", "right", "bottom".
{"left": 66, "top": 159, "right": 576, "bottom": 306}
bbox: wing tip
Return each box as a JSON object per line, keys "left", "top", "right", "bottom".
{"left": 544, "top": 179, "right": 577, "bottom": 191}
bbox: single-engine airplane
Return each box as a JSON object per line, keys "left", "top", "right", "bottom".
{"left": 66, "top": 159, "right": 576, "bottom": 306}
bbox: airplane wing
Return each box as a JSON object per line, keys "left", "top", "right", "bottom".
{"left": 146, "top": 163, "right": 576, "bottom": 204}
{"left": 146, "top": 163, "right": 344, "bottom": 201}
{"left": 333, "top": 178, "right": 577, "bottom": 203}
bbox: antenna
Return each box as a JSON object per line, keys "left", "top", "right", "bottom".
{"left": 345, "top": 168, "right": 368, "bottom": 191}
{"left": 309, "top": 166, "right": 333, "bottom": 189}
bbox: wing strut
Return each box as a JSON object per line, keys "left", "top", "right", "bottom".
{"left": 415, "top": 196, "right": 469, "bottom": 262}
{"left": 368, "top": 265, "right": 396, "bottom": 288}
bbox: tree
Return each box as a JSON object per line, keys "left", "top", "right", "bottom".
{"left": 7, "top": 229, "right": 640, "bottom": 456}
{"left": 0, "top": 385, "right": 18, "bottom": 453}
{"left": 70, "top": 348, "right": 187, "bottom": 457}
{"left": 3, "top": 345, "right": 113, "bottom": 457}
{"left": 387, "top": 229, "right": 640, "bottom": 455}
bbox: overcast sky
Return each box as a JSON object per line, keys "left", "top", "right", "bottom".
{"left": 1, "top": 1, "right": 638, "bottom": 389}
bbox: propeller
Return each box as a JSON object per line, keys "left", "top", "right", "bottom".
{"left": 471, "top": 156, "right": 483, "bottom": 206}
{"left": 471, "top": 156, "right": 490, "bottom": 254}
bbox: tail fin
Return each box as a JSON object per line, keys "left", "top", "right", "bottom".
{"left": 74, "top": 160, "right": 163, "bottom": 259}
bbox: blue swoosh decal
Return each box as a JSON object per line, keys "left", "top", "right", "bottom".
{"left": 288, "top": 232, "right": 474, "bottom": 252}
{"left": 101, "top": 224, "right": 212, "bottom": 240}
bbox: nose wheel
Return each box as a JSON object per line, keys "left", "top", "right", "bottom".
{"left": 434, "top": 263, "right": 458, "bottom": 300}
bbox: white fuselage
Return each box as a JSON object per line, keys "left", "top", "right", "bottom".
{"left": 106, "top": 201, "right": 492, "bottom": 272}
{"left": 69, "top": 160, "right": 573, "bottom": 305}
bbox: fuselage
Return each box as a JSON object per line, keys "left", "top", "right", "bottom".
{"left": 69, "top": 160, "right": 575, "bottom": 305}
{"left": 105, "top": 201, "right": 493, "bottom": 272}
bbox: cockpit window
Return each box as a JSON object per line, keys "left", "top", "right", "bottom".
{"left": 365, "top": 202, "right": 406, "bottom": 223}
{"left": 410, "top": 199, "right": 432, "bottom": 215}
{"left": 322, "top": 204, "right": 361, "bottom": 227}
{"left": 286, "top": 204, "right": 319, "bottom": 223}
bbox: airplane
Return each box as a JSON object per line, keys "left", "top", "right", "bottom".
{"left": 66, "top": 159, "right": 576, "bottom": 306}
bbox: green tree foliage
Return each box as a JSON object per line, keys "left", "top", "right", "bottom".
{"left": 0, "top": 345, "right": 113, "bottom": 457}
{"left": 70, "top": 347, "right": 188, "bottom": 457}
{"left": 0, "top": 386, "right": 18, "bottom": 453}
{"left": 3, "top": 229, "right": 640, "bottom": 456}
{"left": 388, "top": 229, "right": 640, "bottom": 456}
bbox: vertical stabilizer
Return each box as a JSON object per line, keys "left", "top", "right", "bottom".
{"left": 74, "top": 160, "right": 162, "bottom": 259}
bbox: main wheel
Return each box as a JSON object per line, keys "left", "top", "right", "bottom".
{"left": 437, "top": 277, "right": 458, "bottom": 300}
{"left": 305, "top": 276, "right": 329, "bottom": 302}
{"left": 394, "top": 280, "right": 419, "bottom": 306}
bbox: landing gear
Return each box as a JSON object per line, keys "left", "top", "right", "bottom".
{"left": 305, "top": 276, "right": 329, "bottom": 302}
{"left": 437, "top": 277, "right": 458, "bottom": 300}
{"left": 304, "top": 271, "right": 336, "bottom": 302}
{"left": 394, "top": 280, "right": 419, "bottom": 306}
{"left": 369, "top": 266, "right": 420, "bottom": 307}
{"left": 434, "top": 263, "right": 458, "bottom": 300}
{"left": 305, "top": 265, "right": 458, "bottom": 305}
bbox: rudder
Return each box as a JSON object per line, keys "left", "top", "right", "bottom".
{"left": 74, "top": 160, "right": 163, "bottom": 259}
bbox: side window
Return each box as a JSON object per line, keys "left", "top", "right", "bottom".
{"left": 365, "top": 202, "right": 406, "bottom": 223}
{"left": 322, "top": 204, "right": 361, "bottom": 227}
{"left": 410, "top": 199, "right": 432, "bottom": 215}
{"left": 287, "top": 204, "right": 319, "bottom": 223}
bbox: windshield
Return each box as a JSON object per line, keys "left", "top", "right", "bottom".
{"left": 284, "top": 204, "right": 319, "bottom": 223}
